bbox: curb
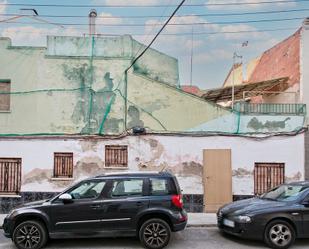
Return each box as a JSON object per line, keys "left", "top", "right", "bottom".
{"left": 187, "top": 224, "right": 217, "bottom": 228}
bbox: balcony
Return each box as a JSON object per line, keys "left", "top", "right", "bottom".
{"left": 234, "top": 102, "right": 306, "bottom": 115}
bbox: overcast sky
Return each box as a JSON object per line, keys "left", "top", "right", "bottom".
{"left": 0, "top": 0, "right": 308, "bottom": 88}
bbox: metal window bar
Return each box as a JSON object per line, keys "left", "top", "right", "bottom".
{"left": 0, "top": 158, "right": 22, "bottom": 194}
{"left": 254, "top": 163, "right": 285, "bottom": 195}
{"left": 54, "top": 153, "right": 73, "bottom": 178}
{"left": 105, "top": 145, "right": 128, "bottom": 168}
{"left": 234, "top": 103, "right": 306, "bottom": 115}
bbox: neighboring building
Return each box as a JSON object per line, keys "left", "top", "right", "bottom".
{"left": 204, "top": 18, "right": 309, "bottom": 108}
{"left": 0, "top": 32, "right": 306, "bottom": 213}
{"left": 181, "top": 85, "right": 204, "bottom": 97}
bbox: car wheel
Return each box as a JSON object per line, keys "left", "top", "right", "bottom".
{"left": 13, "top": 220, "right": 48, "bottom": 249}
{"left": 139, "top": 218, "right": 171, "bottom": 249}
{"left": 264, "top": 220, "right": 295, "bottom": 249}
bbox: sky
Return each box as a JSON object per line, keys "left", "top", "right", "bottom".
{"left": 0, "top": 0, "right": 308, "bottom": 89}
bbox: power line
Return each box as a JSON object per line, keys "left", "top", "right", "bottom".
{"left": 1, "top": 8, "right": 309, "bottom": 19}
{"left": 126, "top": 0, "right": 186, "bottom": 72}
{"left": 1, "top": 16, "right": 307, "bottom": 27}
{"left": 0, "top": 27, "right": 298, "bottom": 37}
{"left": 1, "top": 0, "right": 309, "bottom": 8}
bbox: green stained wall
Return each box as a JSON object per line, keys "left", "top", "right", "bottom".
{"left": 0, "top": 36, "right": 305, "bottom": 136}
{"left": 127, "top": 72, "right": 230, "bottom": 131}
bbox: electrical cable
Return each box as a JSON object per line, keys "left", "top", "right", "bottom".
{"left": 1, "top": 0, "right": 308, "bottom": 8}
{"left": 2, "top": 16, "right": 307, "bottom": 27}
{"left": 1, "top": 8, "right": 309, "bottom": 19}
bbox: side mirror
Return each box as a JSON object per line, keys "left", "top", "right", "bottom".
{"left": 303, "top": 200, "right": 309, "bottom": 207}
{"left": 59, "top": 193, "right": 73, "bottom": 204}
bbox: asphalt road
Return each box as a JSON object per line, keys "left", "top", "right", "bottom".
{"left": 1, "top": 227, "right": 309, "bottom": 249}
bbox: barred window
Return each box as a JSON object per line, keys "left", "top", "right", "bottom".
{"left": 54, "top": 153, "right": 73, "bottom": 178}
{"left": 254, "top": 163, "right": 285, "bottom": 195}
{"left": 0, "top": 158, "right": 22, "bottom": 195}
{"left": 105, "top": 145, "right": 128, "bottom": 168}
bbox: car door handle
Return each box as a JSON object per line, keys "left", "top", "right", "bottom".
{"left": 90, "top": 204, "right": 102, "bottom": 209}
{"left": 136, "top": 202, "right": 144, "bottom": 207}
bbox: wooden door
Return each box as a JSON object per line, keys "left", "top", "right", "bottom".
{"left": 203, "top": 149, "right": 232, "bottom": 213}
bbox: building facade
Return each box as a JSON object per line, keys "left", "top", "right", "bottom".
{"left": 0, "top": 33, "right": 306, "bottom": 213}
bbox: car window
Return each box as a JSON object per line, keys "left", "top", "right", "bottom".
{"left": 150, "top": 178, "right": 170, "bottom": 195}
{"left": 68, "top": 180, "right": 106, "bottom": 200}
{"left": 111, "top": 179, "right": 143, "bottom": 197}
{"left": 262, "top": 184, "right": 308, "bottom": 202}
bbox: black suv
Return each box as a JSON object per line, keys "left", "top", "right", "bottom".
{"left": 3, "top": 171, "right": 187, "bottom": 249}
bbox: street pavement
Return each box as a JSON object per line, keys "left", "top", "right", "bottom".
{"left": 1, "top": 227, "right": 309, "bottom": 249}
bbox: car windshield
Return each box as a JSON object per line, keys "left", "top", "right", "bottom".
{"left": 261, "top": 184, "right": 308, "bottom": 202}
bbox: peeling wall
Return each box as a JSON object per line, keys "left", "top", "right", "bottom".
{"left": 0, "top": 134, "right": 304, "bottom": 195}
{"left": 0, "top": 36, "right": 305, "bottom": 136}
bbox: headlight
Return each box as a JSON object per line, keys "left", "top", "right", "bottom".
{"left": 234, "top": 215, "right": 252, "bottom": 223}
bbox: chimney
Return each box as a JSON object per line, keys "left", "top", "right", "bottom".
{"left": 89, "top": 9, "right": 97, "bottom": 36}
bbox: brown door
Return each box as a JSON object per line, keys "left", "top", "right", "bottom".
{"left": 203, "top": 149, "right": 232, "bottom": 213}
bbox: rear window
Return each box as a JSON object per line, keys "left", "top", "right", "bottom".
{"left": 149, "top": 178, "right": 177, "bottom": 196}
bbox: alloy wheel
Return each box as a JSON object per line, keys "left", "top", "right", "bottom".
{"left": 269, "top": 224, "right": 292, "bottom": 247}
{"left": 15, "top": 224, "right": 42, "bottom": 249}
{"left": 143, "top": 222, "right": 169, "bottom": 248}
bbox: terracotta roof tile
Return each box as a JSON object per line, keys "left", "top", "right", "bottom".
{"left": 248, "top": 29, "right": 301, "bottom": 86}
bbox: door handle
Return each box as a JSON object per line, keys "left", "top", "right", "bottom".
{"left": 136, "top": 202, "right": 143, "bottom": 207}
{"left": 90, "top": 204, "right": 102, "bottom": 209}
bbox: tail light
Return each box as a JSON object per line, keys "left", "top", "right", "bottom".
{"left": 172, "top": 194, "right": 183, "bottom": 209}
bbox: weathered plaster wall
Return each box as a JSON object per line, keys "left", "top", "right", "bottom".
{"left": 127, "top": 72, "right": 231, "bottom": 131}
{"left": 0, "top": 134, "right": 304, "bottom": 195}
{"left": 47, "top": 36, "right": 179, "bottom": 86}
{"left": 127, "top": 73, "right": 305, "bottom": 133}
{"left": 0, "top": 38, "right": 127, "bottom": 134}
{"left": 0, "top": 36, "right": 305, "bottom": 135}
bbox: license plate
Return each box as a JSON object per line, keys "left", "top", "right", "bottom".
{"left": 223, "top": 219, "right": 235, "bottom": 228}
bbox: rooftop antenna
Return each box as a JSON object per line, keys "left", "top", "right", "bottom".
{"left": 89, "top": 9, "right": 97, "bottom": 36}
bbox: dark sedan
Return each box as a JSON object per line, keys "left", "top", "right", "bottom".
{"left": 217, "top": 181, "right": 309, "bottom": 249}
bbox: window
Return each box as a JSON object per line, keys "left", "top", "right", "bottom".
{"left": 0, "top": 158, "right": 22, "bottom": 195}
{"left": 261, "top": 184, "right": 308, "bottom": 202}
{"left": 0, "top": 80, "right": 10, "bottom": 111}
{"left": 254, "top": 162, "right": 285, "bottom": 195}
{"left": 105, "top": 145, "right": 128, "bottom": 168}
{"left": 68, "top": 180, "right": 106, "bottom": 200}
{"left": 54, "top": 153, "right": 73, "bottom": 178}
{"left": 150, "top": 178, "right": 171, "bottom": 196}
{"left": 111, "top": 179, "right": 143, "bottom": 197}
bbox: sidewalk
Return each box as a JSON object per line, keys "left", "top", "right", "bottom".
{"left": 0, "top": 213, "right": 217, "bottom": 229}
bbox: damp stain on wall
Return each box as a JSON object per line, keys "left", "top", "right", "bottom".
{"left": 247, "top": 117, "right": 291, "bottom": 131}
{"left": 62, "top": 63, "right": 123, "bottom": 134}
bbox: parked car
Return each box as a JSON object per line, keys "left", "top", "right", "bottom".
{"left": 2, "top": 171, "right": 187, "bottom": 249}
{"left": 217, "top": 181, "right": 309, "bottom": 249}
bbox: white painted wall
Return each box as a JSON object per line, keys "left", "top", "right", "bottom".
{"left": 0, "top": 134, "right": 304, "bottom": 196}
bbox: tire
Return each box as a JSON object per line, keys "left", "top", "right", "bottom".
{"left": 264, "top": 219, "right": 296, "bottom": 249}
{"left": 13, "top": 220, "right": 48, "bottom": 249}
{"left": 139, "top": 218, "right": 171, "bottom": 249}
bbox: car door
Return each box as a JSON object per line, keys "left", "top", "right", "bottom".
{"left": 50, "top": 179, "right": 107, "bottom": 234}
{"left": 101, "top": 178, "right": 149, "bottom": 231}
{"left": 300, "top": 193, "right": 309, "bottom": 237}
